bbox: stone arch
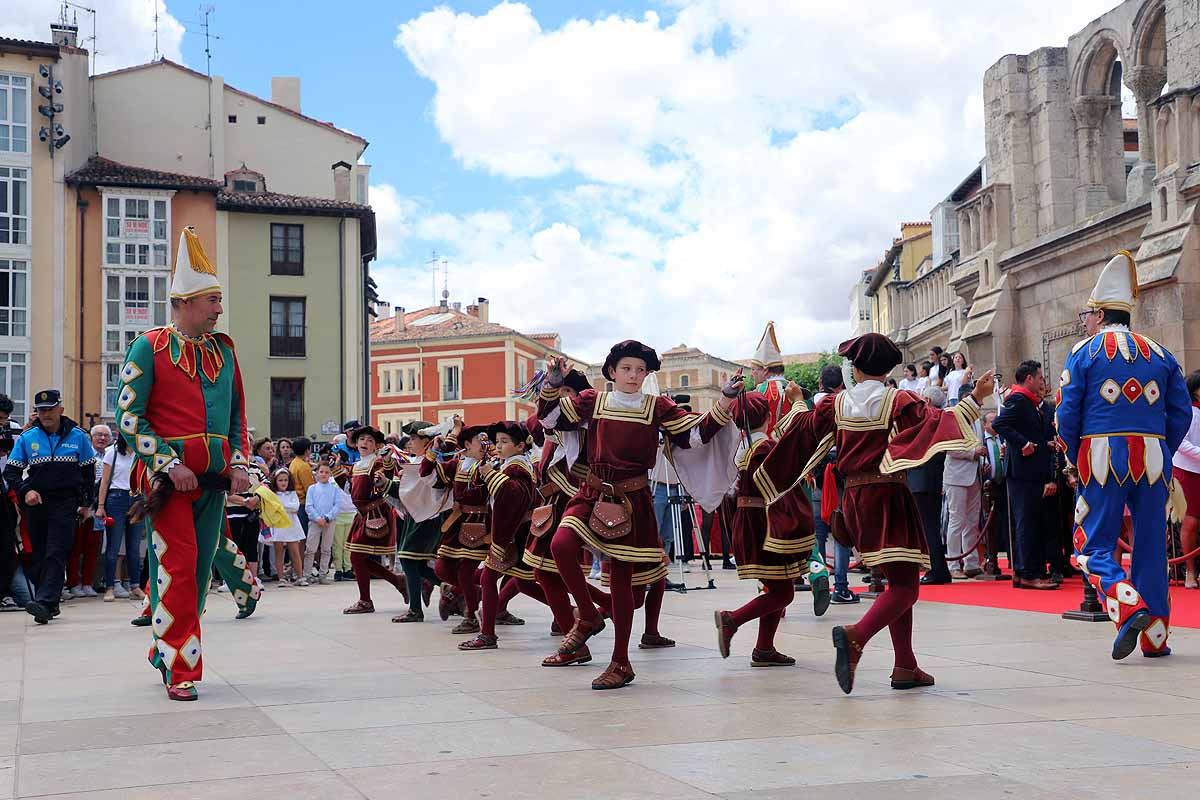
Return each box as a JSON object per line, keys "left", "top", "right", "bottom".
{"left": 1131, "top": 0, "right": 1167, "bottom": 69}
{"left": 981, "top": 195, "right": 994, "bottom": 246}
{"left": 960, "top": 212, "right": 973, "bottom": 257}
{"left": 1073, "top": 30, "right": 1128, "bottom": 99}
{"left": 1158, "top": 103, "right": 1178, "bottom": 167}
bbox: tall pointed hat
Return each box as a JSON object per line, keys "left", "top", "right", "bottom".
{"left": 170, "top": 226, "right": 222, "bottom": 300}
{"left": 1086, "top": 250, "right": 1138, "bottom": 313}
{"left": 751, "top": 321, "right": 784, "bottom": 369}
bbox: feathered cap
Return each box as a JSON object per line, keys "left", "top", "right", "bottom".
{"left": 170, "top": 227, "right": 221, "bottom": 300}
{"left": 751, "top": 321, "right": 784, "bottom": 369}
{"left": 1087, "top": 250, "right": 1139, "bottom": 313}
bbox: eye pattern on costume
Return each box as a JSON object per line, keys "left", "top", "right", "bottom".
{"left": 1099, "top": 379, "right": 1121, "bottom": 404}
{"left": 119, "top": 413, "right": 138, "bottom": 435}
{"left": 152, "top": 454, "right": 174, "bottom": 472}
{"left": 117, "top": 385, "right": 137, "bottom": 411}
{"left": 233, "top": 553, "right": 246, "bottom": 569}
{"left": 120, "top": 361, "right": 143, "bottom": 383}
{"left": 1144, "top": 381, "right": 1161, "bottom": 405}
{"left": 1074, "top": 496, "right": 1090, "bottom": 525}
{"left": 1121, "top": 378, "right": 1143, "bottom": 403}
{"left": 137, "top": 435, "right": 157, "bottom": 455}
{"left": 157, "top": 565, "right": 172, "bottom": 597}
{"left": 152, "top": 531, "right": 167, "bottom": 556}
{"left": 233, "top": 589, "right": 248, "bottom": 606}
{"left": 152, "top": 603, "right": 175, "bottom": 638}
{"left": 1105, "top": 596, "right": 1121, "bottom": 623}
{"left": 1144, "top": 619, "right": 1169, "bottom": 651}
{"left": 156, "top": 640, "right": 178, "bottom": 668}
{"left": 179, "top": 635, "right": 202, "bottom": 669}
{"left": 1060, "top": 369, "right": 1070, "bottom": 386}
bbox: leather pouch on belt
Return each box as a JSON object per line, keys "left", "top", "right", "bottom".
{"left": 459, "top": 521, "right": 490, "bottom": 547}
{"left": 529, "top": 504, "right": 556, "bottom": 538}
{"left": 589, "top": 499, "right": 632, "bottom": 541}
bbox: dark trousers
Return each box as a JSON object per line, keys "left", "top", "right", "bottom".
{"left": 1008, "top": 478, "right": 1047, "bottom": 579}
{"left": 27, "top": 501, "right": 78, "bottom": 607}
{"left": 913, "top": 490, "right": 949, "bottom": 580}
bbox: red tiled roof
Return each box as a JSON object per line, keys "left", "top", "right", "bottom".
{"left": 217, "top": 189, "right": 371, "bottom": 218}
{"left": 93, "top": 59, "right": 368, "bottom": 147}
{"left": 0, "top": 37, "right": 61, "bottom": 58}
{"left": 66, "top": 156, "right": 223, "bottom": 190}
{"left": 371, "top": 306, "right": 518, "bottom": 344}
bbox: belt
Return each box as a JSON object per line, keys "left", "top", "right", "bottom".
{"left": 538, "top": 482, "right": 561, "bottom": 500}
{"left": 360, "top": 498, "right": 388, "bottom": 514}
{"left": 736, "top": 496, "right": 766, "bottom": 509}
{"left": 456, "top": 503, "right": 488, "bottom": 515}
{"left": 586, "top": 472, "right": 649, "bottom": 497}
{"left": 843, "top": 471, "right": 906, "bottom": 489}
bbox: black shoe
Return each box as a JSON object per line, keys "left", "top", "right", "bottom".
{"left": 721, "top": 561, "right": 736, "bottom": 570}
{"left": 920, "top": 573, "right": 951, "bottom": 586}
{"left": 25, "top": 600, "right": 52, "bottom": 625}
{"left": 830, "top": 589, "right": 860, "bottom": 604}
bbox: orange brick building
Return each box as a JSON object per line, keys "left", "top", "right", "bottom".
{"left": 369, "top": 297, "right": 586, "bottom": 433}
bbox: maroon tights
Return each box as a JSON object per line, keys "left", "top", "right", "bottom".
{"left": 850, "top": 562, "right": 919, "bottom": 670}
{"left": 729, "top": 578, "right": 794, "bottom": 651}
{"left": 434, "top": 557, "right": 480, "bottom": 615}
{"left": 350, "top": 552, "right": 404, "bottom": 604}
{"left": 480, "top": 568, "right": 545, "bottom": 637}
{"left": 551, "top": 527, "right": 647, "bottom": 664}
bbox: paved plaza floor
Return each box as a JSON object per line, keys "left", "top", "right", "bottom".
{"left": 4, "top": 574, "right": 1200, "bottom": 798}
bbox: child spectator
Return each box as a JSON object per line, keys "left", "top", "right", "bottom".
{"left": 269, "top": 468, "right": 307, "bottom": 586}
{"left": 304, "top": 463, "right": 339, "bottom": 584}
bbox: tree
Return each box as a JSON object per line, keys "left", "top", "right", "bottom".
{"left": 784, "top": 352, "right": 844, "bottom": 396}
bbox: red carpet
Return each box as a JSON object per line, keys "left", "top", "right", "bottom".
{"left": 897, "top": 575, "right": 1200, "bottom": 629}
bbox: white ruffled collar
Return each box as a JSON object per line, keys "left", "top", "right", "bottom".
{"left": 606, "top": 389, "right": 646, "bottom": 409}
{"left": 841, "top": 380, "right": 887, "bottom": 419}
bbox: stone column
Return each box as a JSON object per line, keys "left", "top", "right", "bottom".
{"left": 1124, "top": 65, "right": 1168, "bottom": 201}
{"left": 1072, "top": 95, "right": 1117, "bottom": 218}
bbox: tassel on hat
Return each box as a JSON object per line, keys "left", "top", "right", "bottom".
{"left": 170, "top": 227, "right": 222, "bottom": 300}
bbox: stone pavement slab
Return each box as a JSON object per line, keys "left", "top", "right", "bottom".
{"left": 5, "top": 575, "right": 1200, "bottom": 797}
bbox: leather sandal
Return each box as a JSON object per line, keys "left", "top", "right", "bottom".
{"left": 422, "top": 579, "right": 435, "bottom": 607}
{"left": 890, "top": 666, "right": 935, "bottom": 689}
{"left": 496, "top": 611, "right": 526, "bottom": 626}
{"left": 751, "top": 648, "right": 796, "bottom": 667}
{"left": 392, "top": 610, "right": 424, "bottom": 623}
{"left": 832, "top": 625, "right": 864, "bottom": 695}
{"left": 542, "top": 645, "right": 592, "bottom": 667}
{"left": 458, "top": 634, "right": 498, "bottom": 651}
{"left": 638, "top": 633, "right": 676, "bottom": 649}
{"left": 558, "top": 615, "right": 605, "bottom": 655}
{"left": 166, "top": 681, "right": 198, "bottom": 701}
{"left": 452, "top": 616, "right": 480, "bottom": 635}
{"left": 714, "top": 610, "right": 736, "bottom": 658}
{"left": 591, "top": 661, "right": 635, "bottom": 690}
{"left": 438, "top": 588, "right": 457, "bottom": 621}
{"left": 342, "top": 600, "right": 375, "bottom": 614}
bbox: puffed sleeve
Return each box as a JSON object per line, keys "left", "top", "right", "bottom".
{"left": 879, "top": 392, "right": 982, "bottom": 473}
{"left": 755, "top": 395, "right": 837, "bottom": 505}
{"left": 539, "top": 387, "right": 598, "bottom": 431}
{"left": 656, "top": 395, "right": 732, "bottom": 448}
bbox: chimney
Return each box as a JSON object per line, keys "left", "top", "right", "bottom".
{"left": 50, "top": 21, "right": 78, "bottom": 48}
{"left": 476, "top": 297, "right": 489, "bottom": 323}
{"left": 452, "top": 301, "right": 462, "bottom": 312}
{"left": 374, "top": 302, "right": 390, "bottom": 319}
{"left": 394, "top": 306, "right": 406, "bottom": 333}
{"left": 271, "top": 77, "right": 301, "bottom": 113}
{"left": 331, "top": 161, "right": 352, "bottom": 202}
{"left": 466, "top": 303, "right": 479, "bottom": 318}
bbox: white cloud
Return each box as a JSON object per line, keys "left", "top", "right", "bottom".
{"left": 369, "top": 182, "right": 419, "bottom": 261}
{"left": 3, "top": 0, "right": 184, "bottom": 73}
{"left": 389, "top": 1, "right": 1110, "bottom": 363}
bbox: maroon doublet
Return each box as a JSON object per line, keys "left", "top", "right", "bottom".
{"left": 732, "top": 433, "right": 811, "bottom": 582}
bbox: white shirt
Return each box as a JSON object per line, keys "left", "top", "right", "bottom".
{"left": 898, "top": 378, "right": 922, "bottom": 392}
{"left": 1173, "top": 406, "right": 1200, "bottom": 476}
{"left": 943, "top": 369, "right": 968, "bottom": 404}
{"left": 102, "top": 445, "right": 135, "bottom": 492}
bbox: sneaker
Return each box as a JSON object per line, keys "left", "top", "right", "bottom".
{"left": 113, "top": 583, "right": 131, "bottom": 599}
{"left": 216, "top": 583, "right": 230, "bottom": 593}
{"left": 103, "top": 588, "right": 115, "bottom": 602}
{"left": 318, "top": 576, "right": 333, "bottom": 585}
{"left": 82, "top": 585, "right": 100, "bottom": 597}
{"left": 296, "top": 578, "right": 310, "bottom": 587}
{"left": 70, "top": 585, "right": 87, "bottom": 599}
{"left": 0, "top": 596, "right": 20, "bottom": 612}
{"left": 830, "top": 589, "right": 861, "bottom": 605}
{"left": 129, "top": 586, "right": 144, "bottom": 601}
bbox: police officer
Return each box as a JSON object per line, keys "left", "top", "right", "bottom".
{"left": 2, "top": 390, "right": 97, "bottom": 624}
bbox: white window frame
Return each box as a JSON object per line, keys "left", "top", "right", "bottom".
{"left": 101, "top": 188, "right": 173, "bottom": 269}
{"left": 377, "top": 362, "right": 420, "bottom": 397}
{"left": 518, "top": 357, "right": 528, "bottom": 388}
{"left": 0, "top": 258, "right": 28, "bottom": 338}
{"left": 378, "top": 412, "right": 421, "bottom": 436}
{"left": 0, "top": 73, "right": 30, "bottom": 157}
{"left": 0, "top": 351, "right": 28, "bottom": 420}
{"left": 438, "top": 358, "right": 463, "bottom": 402}
{"left": 101, "top": 271, "right": 170, "bottom": 416}
{"left": 0, "top": 166, "right": 29, "bottom": 250}
{"left": 437, "top": 408, "right": 464, "bottom": 424}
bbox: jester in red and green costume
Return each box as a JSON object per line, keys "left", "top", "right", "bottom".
{"left": 116, "top": 227, "right": 251, "bottom": 701}
{"left": 750, "top": 321, "right": 830, "bottom": 616}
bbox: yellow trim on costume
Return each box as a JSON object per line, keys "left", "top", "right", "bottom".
{"left": 484, "top": 470, "right": 509, "bottom": 495}
{"left": 754, "top": 431, "right": 834, "bottom": 507}
{"left": 396, "top": 549, "right": 440, "bottom": 560}
{"left": 1082, "top": 432, "right": 1163, "bottom": 440}
{"left": 709, "top": 402, "right": 731, "bottom": 427}
{"left": 540, "top": 385, "right": 561, "bottom": 401}
{"left": 879, "top": 396, "right": 980, "bottom": 474}
{"left": 344, "top": 542, "right": 396, "bottom": 556}
{"left": 546, "top": 462, "right": 577, "bottom": 496}
{"left": 436, "top": 544, "right": 487, "bottom": 561}
{"left": 561, "top": 515, "right": 665, "bottom": 563}
{"left": 593, "top": 392, "right": 655, "bottom": 426}
{"left": 736, "top": 437, "right": 770, "bottom": 471}
{"left": 834, "top": 388, "right": 899, "bottom": 431}
{"left": 560, "top": 395, "right": 582, "bottom": 424}
{"left": 859, "top": 546, "right": 930, "bottom": 568}
{"left": 523, "top": 548, "right": 558, "bottom": 573}
{"left": 600, "top": 562, "right": 669, "bottom": 588}
{"left": 763, "top": 533, "right": 817, "bottom": 555}
{"left": 735, "top": 563, "right": 806, "bottom": 581}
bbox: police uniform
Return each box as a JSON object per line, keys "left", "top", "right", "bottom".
{"left": 1056, "top": 251, "right": 1192, "bottom": 658}
{"left": 3, "top": 389, "right": 96, "bottom": 622}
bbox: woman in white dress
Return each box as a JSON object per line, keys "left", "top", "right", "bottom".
{"left": 269, "top": 468, "right": 309, "bottom": 586}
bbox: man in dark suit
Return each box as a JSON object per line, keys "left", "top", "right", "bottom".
{"left": 910, "top": 386, "right": 950, "bottom": 585}
{"left": 993, "top": 360, "right": 1058, "bottom": 590}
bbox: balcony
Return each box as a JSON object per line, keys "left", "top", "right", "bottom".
{"left": 269, "top": 324, "right": 306, "bottom": 358}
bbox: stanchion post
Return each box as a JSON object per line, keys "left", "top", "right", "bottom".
{"left": 1062, "top": 578, "right": 1107, "bottom": 622}
{"left": 861, "top": 567, "right": 885, "bottom": 599}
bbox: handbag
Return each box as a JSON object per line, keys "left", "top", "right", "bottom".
{"left": 589, "top": 498, "right": 632, "bottom": 541}
{"left": 459, "top": 521, "right": 490, "bottom": 547}
{"left": 529, "top": 504, "right": 556, "bottom": 538}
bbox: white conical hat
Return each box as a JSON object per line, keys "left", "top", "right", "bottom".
{"left": 751, "top": 321, "right": 784, "bottom": 368}
{"left": 641, "top": 371, "right": 661, "bottom": 396}
{"left": 170, "top": 227, "right": 222, "bottom": 300}
{"left": 1086, "top": 250, "right": 1138, "bottom": 313}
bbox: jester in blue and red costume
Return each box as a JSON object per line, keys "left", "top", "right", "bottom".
{"left": 116, "top": 228, "right": 251, "bottom": 701}
{"left": 1056, "top": 251, "right": 1191, "bottom": 659}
